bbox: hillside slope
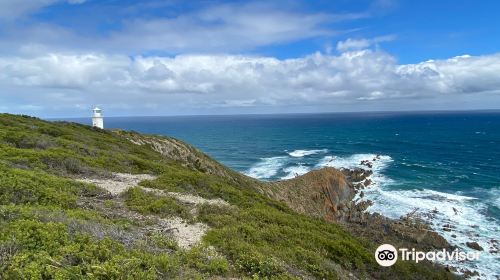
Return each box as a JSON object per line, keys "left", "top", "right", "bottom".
{"left": 0, "top": 114, "right": 457, "bottom": 279}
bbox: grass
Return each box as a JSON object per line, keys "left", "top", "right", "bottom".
{"left": 0, "top": 114, "right": 457, "bottom": 279}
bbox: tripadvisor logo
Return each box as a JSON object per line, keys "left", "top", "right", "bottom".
{"left": 375, "top": 244, "right": 398, "bottom": 266}
{"left": 375, "top": 244, "right": 481, "bottom": 267}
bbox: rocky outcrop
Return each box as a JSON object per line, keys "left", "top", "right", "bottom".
{"left": 269, "top": 166, "right": 452, "bottom": 252}
{"left": 267, "top": 167, "right": 355, "bottom": 222}
{"left": 345, "top": 211, "right": 451, "bottom": 252}
{"left": 342, "top": 168, "right": 373, "bottom": 183}
{"left": 466, "top": 241, "right": 483, "bottom": 251}
{"left": 268, "top": 167, "right": 379, "bottom": 223}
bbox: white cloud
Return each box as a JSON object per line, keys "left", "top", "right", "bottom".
{"left": 337, "top": 35, "right": 396, "bottom": 52}
{"left": 337, "top": 38, "right": 371, "bottom": 52}
{"left": 103, "top": 3, "right": 364, "bottom": 53}
{"left": 0, "top": 2, "right": 366, "bottom": 54}
{"left": 1, "top": 50, "right": 499, "bottom": 116}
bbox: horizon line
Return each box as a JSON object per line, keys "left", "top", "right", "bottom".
{"left": 45, "top": 108, "right": 500, "bottom": 120}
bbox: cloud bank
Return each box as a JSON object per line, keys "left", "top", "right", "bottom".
{"left": 1, "top": 49, "right": 499, "bottom": 116}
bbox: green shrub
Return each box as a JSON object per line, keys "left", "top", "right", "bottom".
{"left": 235, "top": 250, "right": 286, "bottom": 278}
{"left": 0, "top": 114, "right": 168, "bottom": 175}
{"left": 123, "top": 187, "right": 192, "bottom": 221}
{"left": 42, "top": 156, "right": 93, "bottom": 175}
{"left": 2, "top": 132, "right": 55, "bottom": 149}
{"left": 145, "top": 232, "right": 178, "bottom": 251}
{"left": 184, "top": 246, "right": 229, "bottom": 275}
{"left": 197, "top": 203, "right": 238, "bottom": 228}
{"left": 0, "top": 164, "right": 102, "bottom": 208}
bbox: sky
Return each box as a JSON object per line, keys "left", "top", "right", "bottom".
{"left": 0, "top": 0, "right": 499, "bottom": 117}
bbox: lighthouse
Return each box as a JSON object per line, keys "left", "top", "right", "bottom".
{"left": 92, "top": 107, "right": 104, "bottom": 129}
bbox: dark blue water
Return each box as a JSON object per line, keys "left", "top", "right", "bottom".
{"left": 66, "top": 111, "right": 500, "bottom": 276}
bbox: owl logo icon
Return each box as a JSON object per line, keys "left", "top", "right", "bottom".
{"left": 375, "top": 244, "right": 398, "bottom": 266}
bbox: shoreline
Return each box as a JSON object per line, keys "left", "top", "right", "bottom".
{"left": 265, "top": 160, "right": 491, "bottom": 279}
{"left": 347, "top": 158, "right": 499, "bottom": 279}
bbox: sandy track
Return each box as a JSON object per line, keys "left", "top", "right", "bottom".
{"left": 77, "top": 173, "right": 230, "bottom": 249}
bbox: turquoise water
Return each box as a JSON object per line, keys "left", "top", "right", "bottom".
{"left": 68, "top": 111, "right": 500, "bottom": 277}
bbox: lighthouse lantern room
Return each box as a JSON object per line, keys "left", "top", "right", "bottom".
{"left": 92, "top": 107, "right": 104, "bottom": 129}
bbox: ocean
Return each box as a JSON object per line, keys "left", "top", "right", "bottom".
{"left": 66, "top": 111, "right": 499, "bottom": 278}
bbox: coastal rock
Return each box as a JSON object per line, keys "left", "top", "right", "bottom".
{"left": 489, "top": 239, "right": 499, "bottom": 254}
{"left": 342, "top": 168, "right": 372, "bottom": 182}
{"left": 268, "top": 167, "right": 355, "bottom": 222}
{"left": 344, "top": 212, "right": 451, "bottom": 251}
{"left": 461, "top": 269, "right": 479, "bottom": 278}
{"left": 445, "top": 265, "right": 457, "bottom": 273}
{"left": 270, "top": 166, "right": 452, "bottom": 253}
{"left": 363, "top": 179, "right": 372, "bottom": 187}
{"left": 466, "top": 241, "right": 483, "bottom": 251}
{"left": 442, "top": 223, "right": 455, "bottom": 232}
{"left": 354, "top": 200, "right": 372, "bottom": 212}
{"left": 354, "top": 182, "right": 365, "bottom": 190}
{"left": 361, "top": 161, "right": 373, "bottom": 168}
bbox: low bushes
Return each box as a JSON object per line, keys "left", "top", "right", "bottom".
{"left": 0, "top": 202, "right": 234, "bottom": 278}
{"left": 123, "top": 187, "right": 193, "bottom": 221}
{"left": 0, "top": 114, "right": 168, "bottom": 176}
{"left": 0, "top": 164, "right": 103, "bottom": 208}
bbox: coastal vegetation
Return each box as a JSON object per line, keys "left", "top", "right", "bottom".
{"left": 0, "top": 114, "right": 457, "bottom": 279}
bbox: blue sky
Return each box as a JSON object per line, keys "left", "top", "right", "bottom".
{"left": 23, "top": 0, "right": 500, "bottom": 62}
{"left": 0, "top": 0, "right": 499, "bottom": 117}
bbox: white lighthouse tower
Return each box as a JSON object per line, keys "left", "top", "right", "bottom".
{"left": 92, "top": 107, "right": 104, "bottom": 129}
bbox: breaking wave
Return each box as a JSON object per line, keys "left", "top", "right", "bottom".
{"left": 288, "top": 149, "right": 328, "bottom": 157}
{"left": 243, "top": 156, "right": 288, "bottom": 179}
{"left": 281, "top": 165, "right": 311, "bottom": 180}
{"left": 316, "top": 153, "right": 394, "bottom": 187}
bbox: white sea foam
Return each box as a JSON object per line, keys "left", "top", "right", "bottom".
{"left": 487, "top": 188, "right": 500, "bottom": 208}
{"left": 280, "top": 165, "right": 311, "bottom": 180}
{"left": 244, "top": 156, "right": 288, "bottom": 179}
{"left": 363, "top": 187, "right": 499, "bottom": 279}
{"left": 288, "top": 149, "right": 328, "bottom": 157}
{"left": 316, "top": 153, "right": 394, "bottom": 187}
{"left": 316, "top": 153, "right": 393, "bottom": 171}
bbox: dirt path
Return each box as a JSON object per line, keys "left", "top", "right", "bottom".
{"left": 141, "top": 187, "right": 229, "bottom": 207}
{"left": 77, "top": 173, "right": 229, "bottom": 249}
{"left": 78, "top": 173, "right": 157, "bottom": 195}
